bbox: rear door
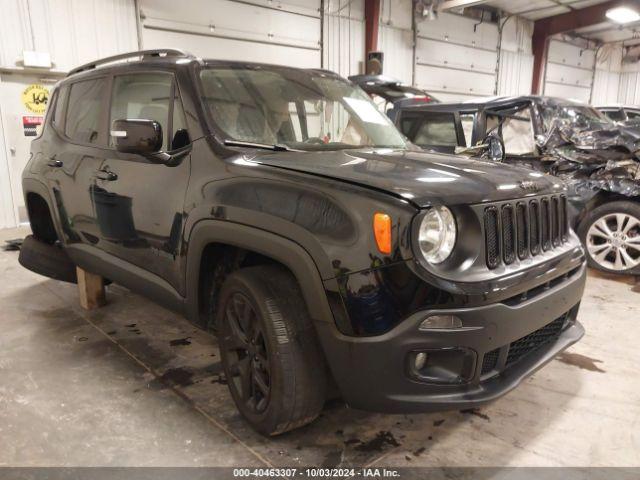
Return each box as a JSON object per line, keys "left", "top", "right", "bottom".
{"left": 44, "top": 76, "right": 110, "bottom": 245}
{"left": 91, "top": 70, "right": 191, "bottom": 291}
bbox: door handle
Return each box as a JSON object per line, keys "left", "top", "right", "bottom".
{"left": 95, "top": 169, "right": 118, "bottom": 181}
{"left": 47, "top": 159, "right": 63, "bottom": 167}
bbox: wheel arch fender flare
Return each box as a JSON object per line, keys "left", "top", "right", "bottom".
{"left": 184, "top": 219, "right": 336, "bottom": 328}
{"left": 22, "top": 178, "right": 65, "bottom": 242}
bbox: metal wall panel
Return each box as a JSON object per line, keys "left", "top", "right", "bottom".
{"left": 0, "top": 0, "right": 138, "bottom": 72}
{"left": 0, "top": 99, "right": 16, "bottom": 228}
{"left": 497, "top": 49, "right": 533, "bottom": 97}
{"left": 323, "top": 0, "right": 365, "bottom": 77}
{"left": 618, "top": 71, "right": 640, "bottom": 105}
{"left": 379, "top": 26, "right": 413, "bottom": 84}
{"left": 591, "top": 70, "right": 620, "bottom": 105}
{"left": 591, "top": 44, "right": 622, "bottom": 105}
{"left": 376, "top": 0, "right": 412, "bottom": 84}
{"left": 0, "top": 0, "right": 138, "bottom": 229}
{"left": 140, "top": 0, "right": 322, "bottom": 68}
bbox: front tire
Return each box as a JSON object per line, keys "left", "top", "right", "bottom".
{"left": 216, "top": 266, "right": 327, "bottom": 435}
{"left": 577, "top": 201, "right": 640, "bottom": 273}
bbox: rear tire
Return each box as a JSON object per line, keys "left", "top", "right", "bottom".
{"left": 216, "top": 265, "right": 327, "bottom": 435}
{"left": 18, "top": 235, "right": 77, "bottom": 283}
{"left": 577, "top": 201, "right": 640, "bottom": 274}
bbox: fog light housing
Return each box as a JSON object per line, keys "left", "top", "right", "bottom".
{"left": 419, "top": 315, "right": 463, "bottom": 331}
{"left": 414, "top": 352, "right": 428, "bottom": 370}
{"left": 408, "top": 348, "right": 475, "bottom": 384}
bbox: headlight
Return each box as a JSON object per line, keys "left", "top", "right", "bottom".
{"left": 417, "top": 206, "right": 456, "bottom": 264}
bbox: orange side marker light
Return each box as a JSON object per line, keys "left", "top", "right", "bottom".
{"left": 373, "top": 212, "right": 392, "bottom": 255}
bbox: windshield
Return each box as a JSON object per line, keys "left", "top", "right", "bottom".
{"left": 199, "top": 67, "right": 407, "bottom": 151}
{"left": 541, "top": 104, "right": 612, "bottom": 130}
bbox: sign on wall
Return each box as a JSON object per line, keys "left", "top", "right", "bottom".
{"left": 21, "top": 84, "right": 49, "bottom": 114}
{"left": 22, "top": 116, "right": 43, "bottom": 137}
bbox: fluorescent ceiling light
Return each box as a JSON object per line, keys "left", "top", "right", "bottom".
{"left": 606, "top": 6, "right": 640, "bottom": 24}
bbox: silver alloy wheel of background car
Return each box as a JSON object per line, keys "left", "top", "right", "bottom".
{"left": 586, "top": 213, "right": 640, "bottom": 271}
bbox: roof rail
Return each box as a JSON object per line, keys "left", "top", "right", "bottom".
{"left": 67, "top": 49, "right": 195, "bottom": 77}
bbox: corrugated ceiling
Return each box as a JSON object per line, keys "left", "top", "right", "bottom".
{"left": 483, "top": 0, "right": 640, "bottom": 44}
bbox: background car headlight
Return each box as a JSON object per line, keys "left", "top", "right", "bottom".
{"left": 418, "top": 206, "right": 456, "bottom": 264}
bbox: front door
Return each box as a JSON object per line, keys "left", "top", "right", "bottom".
{"left": 91, "top": 71, "right": 191, "bottom": 291}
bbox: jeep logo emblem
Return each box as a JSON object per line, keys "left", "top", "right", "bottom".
{"left": 519, "top": 180, "right": 539, "bottom": 191}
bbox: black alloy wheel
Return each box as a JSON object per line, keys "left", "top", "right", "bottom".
{"left": 216, "top": 266, "right": 327, "bottom": 435}
{"left": 223, "top": 292, "right": 271, "bottom": 414}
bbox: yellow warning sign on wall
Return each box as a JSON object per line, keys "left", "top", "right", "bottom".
{"left": 21, "top": 84, "right": 50, "bottom": 114}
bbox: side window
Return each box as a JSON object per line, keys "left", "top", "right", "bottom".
{"left": 399, "top": 116, "right": 419, "bottom": 137}
{"left": 65, "top": 78, "right": 107, "bottom": 144}
{"left": 625, "top": 109, "right": 640, "bottom": 120}
{"left": 412, "top": 113, "right": 458, "bottom": 147}
{"left": 110, "top": 73, "right": 173, "bottom": 151}
{"left": 488, "top": 108, "right": 536, "bottom": 155}
{"left": 460, "top": 113, "right": 475, "bottom": 146}
{"left": 603, "top": 109, "right": 625, "bottom": 121}
{"left": 51, "top": 86, "right": 68, "bottom": 130}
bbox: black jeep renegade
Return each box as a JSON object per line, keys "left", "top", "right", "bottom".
{"left": 20, "top": 49, "right": 587, "bottom": 436}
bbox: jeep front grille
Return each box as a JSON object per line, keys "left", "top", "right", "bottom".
{"left": 484, "top": 195, "right": 568, "bottom": 269}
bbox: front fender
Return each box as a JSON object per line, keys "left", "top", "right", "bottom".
{"left": 184, "top": 219, "right": 337, "bottom": 328}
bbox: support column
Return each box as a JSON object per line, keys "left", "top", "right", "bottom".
{"left": 531, "top": 27, "right": 549, "bottom": 95}
{"left": 364, "top": 0, "right": 381, "bottom": 59}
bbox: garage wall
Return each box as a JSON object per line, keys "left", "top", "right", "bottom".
{"left": 414, "top": 13, "right": 498, "bottom": 101}
{"left": 615, "top": 49, "right": 640, "bottom": 105}
{"left": 378, "top": 0, "right": 413, "bottom": 85}
{"left": 323, "top": 0, "right": 365, "bottom": 77}
{"left": 139, "top": 0, "right": 322, "bottom": 69}
{"left": 496, "top": 16, "right": 533, "bottom": 97}
{"left": 0, "top": 0, "right": 137, "bottom": 73}
{"left": 542, "top": 38, "right": 595, "bottom": 103}
{"left": 591, "top": 43, "right": 623, "bottom": 105}
{"left": 0, "top": 0, "right": 138, "bottom": 228}
{"left": 410, "top": 13, "right": 534, "bottom": 102}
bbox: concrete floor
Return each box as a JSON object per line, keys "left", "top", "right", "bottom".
{"left": 1, "top": 226, "right": 639, "bottom": 468}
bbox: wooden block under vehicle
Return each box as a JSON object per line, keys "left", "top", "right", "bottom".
{"left": 76, "top": 267, "right": 106, "bottom": 310}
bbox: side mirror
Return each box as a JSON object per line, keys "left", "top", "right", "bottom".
{"left": 111, "top": 119, "right": 162, "bottom": 155}
{"left": 484, "top": 132, "right": 505, "bottom": 163}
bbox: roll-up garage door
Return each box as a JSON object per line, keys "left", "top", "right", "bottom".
{"left": 140, "top": 0, "right": 322, "bottom": 69}
{"left": 414, "top": 12, "right": 498, "bottom": 102}
{"left": 543, "top": 39, "right": 595, "bottom": 103}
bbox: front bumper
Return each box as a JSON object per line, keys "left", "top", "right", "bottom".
{"left": 316, "top": 263, "right": 586, "bottom": 413}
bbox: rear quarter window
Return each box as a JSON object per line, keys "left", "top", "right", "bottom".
{"left": 51, "top": 85, "right": 68, "bottom": 131}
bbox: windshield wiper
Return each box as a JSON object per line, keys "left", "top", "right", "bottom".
{"left": 224, "top": 140, "right": 292, "bottom": 151}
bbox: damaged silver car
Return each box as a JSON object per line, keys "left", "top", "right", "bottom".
{"left": 393, "top": 96, "right": 640, "bottom": 274}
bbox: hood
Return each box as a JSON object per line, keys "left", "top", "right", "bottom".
{"left": 542, "top": 118, "right": 640, "bottom": 155}
{"left": 566, "top": 124, "right": 640, "bottom": 152}
{"left": 246, "top": 149, "right": 563, "bottom": 206}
